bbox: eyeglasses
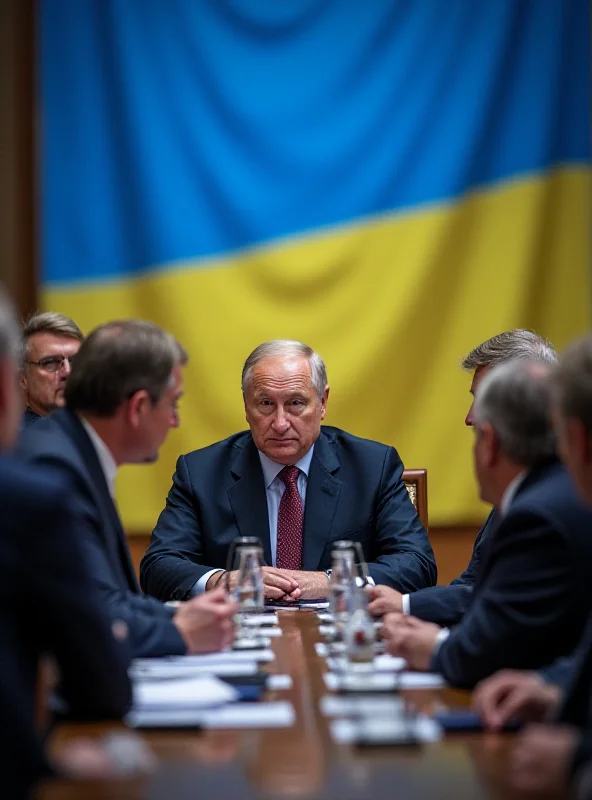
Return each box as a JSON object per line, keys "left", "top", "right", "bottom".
{"left": 26, "top": 355, "right": 76, "bottom": 373}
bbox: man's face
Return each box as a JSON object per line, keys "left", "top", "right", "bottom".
{"left": 553, "top": 405, "right": 592, "bottom": 506}
{"left": 244, "top": 355, "right": 328, "bottom": 465}
{"left": 465, "top": 366, "right": 490, "bottom": 426}
{"left": 133, "top": 365, "right": 184, "bottom": 464}
{"left": 20, "top": 333, "right": 81, "bottom": 416}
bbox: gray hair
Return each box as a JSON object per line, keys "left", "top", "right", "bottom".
{"left": 65, "top": 320, "right": 187, "bottom": 417}
{"left": 0, "top": 285, "right": 21, "bottom": 362}
{"left": 473, "top": 359, "right": 556, "bottom": 467}
{"left": 241, "top": 340, "right": 328, "bottom": 397}
{"left": 551, "top": 336, "right": 592, "bottom": 435}
{"left": 461, "top": 329, "right": 557, "bottom": 372}
{"left": 20, "top": 311, "right": 84, "bottom": 368}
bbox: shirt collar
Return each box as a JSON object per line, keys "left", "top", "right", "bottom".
{"left": 79, "top": 416, "right": 118, "bottom": 498}
{"left": 258, "top": 444, "right": 315, "bottom": 489}
{"left": 500, "top": 470, "right": 527, "bottom": 517}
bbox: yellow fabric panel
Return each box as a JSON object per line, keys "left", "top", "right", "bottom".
{"left": 44, "top": 166, "right": 591, "bottom": 529}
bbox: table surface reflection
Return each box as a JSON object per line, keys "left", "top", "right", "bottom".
{"left": 35, "top": 610, "right": 563, "bottom": 800}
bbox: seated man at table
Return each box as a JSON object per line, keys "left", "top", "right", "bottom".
{"left": 0, "top": 287, "right": 132, "bottom": 798}
{"left": 19, "top": 311, "right": 84, "bottom": 429}
{"left": 140, "top": 339, "right": 436, "bottom": 602}
{"left": 367, "top": 329, "right": 556, "bottom": 627}
{"left": 472, "top": 336, "right": 592, "bottom": 798}
{"left": 18, "top": 320, "right": 236, "bottom": 659}
{"left": 381, "top": 359, "right": 592, "bottom": 689}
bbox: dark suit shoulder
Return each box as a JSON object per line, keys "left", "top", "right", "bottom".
{"left": 319, "top": 426, "right": 400, "bottom": 459}
{"left": 180, "top": 430, "right": 253, "bottom": 466}
{"left": 509, "top": 463, "right": 591, "bottom": 530}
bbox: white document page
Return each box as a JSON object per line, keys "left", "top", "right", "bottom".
{"left": 132, "top": 676, "right": 238, "bottom": 711}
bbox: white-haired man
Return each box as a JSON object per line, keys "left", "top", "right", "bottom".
{"left": 141, "top": 339, "right": 436, "bottom": 602}
{"left": 382, "top": 359, "right": 592, "bottom": 689}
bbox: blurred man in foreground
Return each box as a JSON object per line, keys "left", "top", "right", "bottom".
{"left": 368, "top": 329, "right": 556, "bottom": 626}
{"left": 474, "top": 336, "right": 592, "bottom": 797}
{"left": 141, "top": 339, "right": 435, "bottom": 602}
{"left": 18, "top": 321, "right": 236, "bottom": 658}
{"left": 19, "top": 311, "right": 84, "bottom": 428}
{"left": 382, "top": 359, "right": 592, "bottom": 688}
{"left": 0, "top": 288, "right": 131, "bottom": 798}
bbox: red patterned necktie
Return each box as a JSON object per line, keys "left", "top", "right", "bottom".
{"left": 276, "top": 466, "right": 303, "bottom": 570}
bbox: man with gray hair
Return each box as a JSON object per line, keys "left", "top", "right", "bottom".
{"left": 367, "top": 329, "right": 557, "bottom": 626}
{"left": 19, "top": 311, "right": 84, "bottom": 427}
{"left": 382, "top": 358, "right": 592, "bottom": 688}
{"left": 18, "top": 320, "right": 237, "bottom": 659}
{"left": 141, "top": 339, "right": 436, "bottom": 602}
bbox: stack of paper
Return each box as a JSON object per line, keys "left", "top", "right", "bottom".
{"left": 133, "top": 675, "right": 239, "bottom": 711}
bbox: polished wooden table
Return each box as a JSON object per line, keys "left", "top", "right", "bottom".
{"left": 36, "top": 611, "right": 551, "bottom": 800}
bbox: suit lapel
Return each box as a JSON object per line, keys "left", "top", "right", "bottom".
{"left": 302, "top": 431, "right": 342, "bottom": 571}
{"left": 227, "top": 437, "right": 273, "bottom": 566}
{"left": 55, "top": 410, "right": 140, "bottom": 592}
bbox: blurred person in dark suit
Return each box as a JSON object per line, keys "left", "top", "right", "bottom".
{"left": 367, "top": 329, "right": 556, "bottom": 627}
{"left": 473, "top": 336, "right": 592, "bottom": 798}
{"left": 382, "top": 359, "right": 592, "bottom": 689}
{"left": 0, "top": 288, "right": 131, "bottom": 798}
{"left": 19, "top": 311, "right": 84, "bottom": 428}
{"left": 18, "top": 321, "right": 236, "bottom": 660}
{"left": 140, "top": 339, "right": 436, "bottom": 603}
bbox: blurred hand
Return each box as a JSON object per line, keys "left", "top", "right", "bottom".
{"left": 381, "top": 613, "right": 440, "bottom": 670}
{"left": 511, "top": 724, "right": 578, "bottom": 795}
{"left": 367, "top": 584, "right": 403, "bottom": 616}
{"left": 473, "top": 670, "right": 562, "bottom": 732}
{"left": 173, "top": 587, "right": 237, "bottom": 653}
{"left": 206, "top": 567, "right": 301, "bottom": 600}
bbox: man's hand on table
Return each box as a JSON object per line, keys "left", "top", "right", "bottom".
{"left": 473, "top": 670, "right": 562, "bottom": 731}
{"left": 206, "top": 568, "right": 329, "bottom": 601}
{"left": 511, "top": 724, "right": 579, "bottom": 795}
{"left": 173, "top": 587, "right": 237, "bottom": 653}
{"left": 367, "top": 584, "right": 403, "bottom": 616}
{"left": 206, "top": 567, "right": 301, "bottom": 600}
{"left": 381, "top": 613, "right": 440, "bottom": 671}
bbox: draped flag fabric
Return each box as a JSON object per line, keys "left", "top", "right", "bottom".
{"left": 39, "top": 0, "right": 590, "bottom": 528}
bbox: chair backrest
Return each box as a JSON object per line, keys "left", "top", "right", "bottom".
{"left": 403, "top": 469, "right": 428, "bottom": 531}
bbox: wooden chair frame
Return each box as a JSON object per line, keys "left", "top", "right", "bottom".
{"left": 403, "top": 469, "right": 428, "bottom": 531}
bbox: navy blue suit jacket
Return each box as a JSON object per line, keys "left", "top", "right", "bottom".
{"left": 17, "top": 409, "right": 186, "bottom": 658}
{"left": 0, "top": 453, "right": 131, "bottom": 796}
{"left": 431, "top": 460, "right": 592, "bottom": 689}
{"left": 408, "top": 510, "right": 496, "bottom": 626}
{"left": 140, "top": 427, "right": 436, "bottom": 600}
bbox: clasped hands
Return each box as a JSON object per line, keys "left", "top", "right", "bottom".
{"left": 207, "top": 566, "right": 329, "bottom": 601}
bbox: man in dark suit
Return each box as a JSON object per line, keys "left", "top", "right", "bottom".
{"left": 367, "top": 329, "right": 556, "bottom": 627}
{"left": 0, "top": 288, "right": 131, "bottom": 798}
{"left": 472, "top": 336, "right": 592, "bottom": 798}
{"left": 382, "top": 359, "right": 592, "bottom": 690}
{"left": 18, "top": 311, "right": 84, "bottom": 429}
{"left": 18, "top": 321, "right": 236, "bottom": 660}
{"left": 140, "top": 339, "right": 436, "bottom": 602}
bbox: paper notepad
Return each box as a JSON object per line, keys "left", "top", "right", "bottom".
{"left": 171, "top": 649, "right": 275, "bottom": 665}
{"left": 327, "top": 654, "right": 406, "bottom": 672}
{"left": 324, "top": 671, "right": 446, "bottom": 691}
{"left": 127, "top": 701, "right": 295, "bottom": 730}
{"left": 130, "top": 660, "right": 259, "bottom": 681}
{"left": 132, "top": 676, "right": 238, "bottom": 711}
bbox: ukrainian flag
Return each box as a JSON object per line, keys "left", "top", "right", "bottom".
{"left": 39, "top": 0, "right": 590, "bottom": 528}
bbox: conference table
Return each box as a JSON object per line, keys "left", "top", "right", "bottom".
{"left": 36, "top": 610, "right": 561, "bottom": 800}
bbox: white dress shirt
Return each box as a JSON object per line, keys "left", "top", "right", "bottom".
{"left": 80, "top": 416, "right": 118, "bottom": 497}
{"left": 194, "top": 445, "right": 315, "bottom": 593}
